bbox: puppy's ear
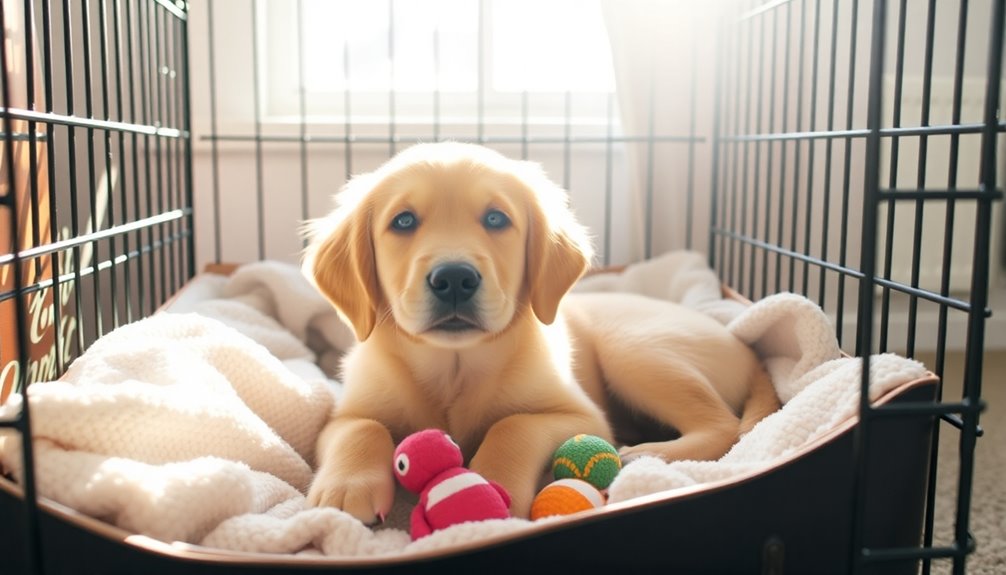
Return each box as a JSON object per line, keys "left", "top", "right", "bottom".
{"left": 302, "top": 174, "right": 381, "bottom": 341}
{"left": 519, "top": 163, "right": 594, "bottom": 325}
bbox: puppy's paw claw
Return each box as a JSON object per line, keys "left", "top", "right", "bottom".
{"left": 307, "top": 469, "right": 394, "bottom": 525}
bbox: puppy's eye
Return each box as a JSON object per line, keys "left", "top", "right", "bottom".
{"left": 482, "top": 209, "right": 511, "bottom": 230}
{"left": 391, "top": 211, "right": 418, "bottom": 232}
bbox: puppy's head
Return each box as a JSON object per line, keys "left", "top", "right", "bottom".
{"left": 303, "top": 142, "right": 593, "bottom": 346}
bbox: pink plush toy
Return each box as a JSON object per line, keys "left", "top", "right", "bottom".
{"left": 393, "top": 429, "right": 511, "bottom": 540}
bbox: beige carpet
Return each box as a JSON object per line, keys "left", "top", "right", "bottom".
{"left": 918, "top": 350, "right": 1005, "bottom": 575}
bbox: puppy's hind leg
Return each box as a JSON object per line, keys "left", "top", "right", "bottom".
{"left": 599, "top": 351, "right": 741, "bottom": 464}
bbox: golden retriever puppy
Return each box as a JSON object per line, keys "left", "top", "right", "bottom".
{"left": 303, "top": 142, "right": 779, "bottom": 522}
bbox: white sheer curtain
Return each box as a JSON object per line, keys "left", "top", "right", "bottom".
{"left": 601, "top": 0, "right": 724, "bottom": 260}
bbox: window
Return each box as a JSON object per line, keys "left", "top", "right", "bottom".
{"left": 262, "top": 0, "right": 618, "bottom": 126}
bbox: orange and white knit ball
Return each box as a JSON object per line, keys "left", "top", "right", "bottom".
{"left": 529, "top": 478, "right": 606, "bottom": 520}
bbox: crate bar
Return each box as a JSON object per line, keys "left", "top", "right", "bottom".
{"left": 296, "top": 0, "right": 308, "bottom": 229}
{"left": 863, "top": 540, "right": 974, "bottom": 564}
{"left": 873, "top": 399, "right": 984, "bottom": 418}
{"left": 20, "top": 0, "right": 48, "bottom": 350}
{"left": 711, "top": 226, "right": 984, "bottom": 314}
{"left": 198, "top": 133, "right": 705, "bottom": 146}
{"left": 563, "top": 90, "right": 571, "bottom": 193}
{"left": 935, "top": 0, "right": 973, "bottom": 360}
{"left": 125, "top": 0, "right": 149, "bottom": 317}
{"left": 206, "top": 0, "right": 221, "bottom": 262}
{"left": 0, "top": 209, "right": 189, "bottom": 267}
{"left": 736, "top": 7, "right": 755, "bottom": 294}
{"left": 19, "top": 0, "right": 41, "bottom": 283}
{"left": 251, "top": 0, "right": 265, "bottom": 260}
{"left": 747, "top": 8, "right": 766, "bottom": 299}
{"left": 98, "top": 0, "right": 122, "bottom": 330}
{"left": 81, "top": 0, "right": 107, "bottom": 339}
{"left": 173, "top": 4, "right": 189, "bottom": 289}
{"left": 768, "top": 5, "right": 784, "bottom": 295}
{"left": 933, "top": 0, "right": 973, "bottom": 358}
{"left": 725, "top": 13, "right": 742, "bottom": 286}
{"left": 0, "top": 130, "right": 45, "bottom": 140}
{"left": 0, "top": 107, "right": 183, "bottom": 137}
{"left": 816, "top": 0, "right": 841, "bottom": 309}
{"left": 953, "top": 2, "right": 1004, "bottom": 573}
{"left": 685, "top": 30, "right": 697, "bottom": 251}
{"left": 942, "top": 412, "right": 985, "bottom": 435}
{"left": 801, "top": 0, "right": 823, "bottom": 297}
{"left": 160, "top": 4, "right": 177, "bottom": 298}
{"left": 519, "top": 88, "right": 528, "bottom": 158}
{"left": 878, "top": 189, "right": 1003, "bottom": 200}
{"left": 727, "top": 12, "right": 746, "bottom": 288}
{"left": 724, "top": 122, "right": 990, "bottom": 142}
{"left": 388, "top": 0, "right": 396, "bottom": 156}
{"left": 476, "top": 0, "right": 484, "bottom": 143}
{"left": 644, "top": 61, "right": 655, "bottom": 260}
{"left": 788, "top": 0, "right": 807, "bottom": 292}
{"left": 151, "top": 3, "right": 168, "bottom": 308}
{"left": 759, "top": 6, "right": 779, "bottom": 297}
{"left": 834, "top": 0, "right": 860, "bottom": 348}
{"left": 433, "top": 15, "right": 441, "bottom": 143}
{"left": 170, "top": 0, "right": 191, "bottom": 281}
{"left": 61, "top": 0, "right": 86, "bottom": 358}
{"left": 161, "top": 0, "right": 176, "bottom": 294}
{"left": 343, "top": 36, "right": 352, "bottom": 178}
{"left": 0, "top": 3, "right": 44, "bottom": 571}
{"left": 138, "top": 0, "right": 157, "bottom": 316}
{"left": 924, "top": 3, "right": 971, "bottom": 557}
{"left": 906, "top": 0, "right": 940, "bottom": 358}
{"left": 715, "top": 14, "right": 735, "bottom": 277}
{"left": 707, "top": 14, "right": 725, "bottom": 271}
{"left": 713, "top": 15, "right": 728, "bottom": 275}
{"left": 40, "top": 0, "right": 65, "bottom": 373}
{"left": 199, "top": 133, "right": 703, "bottom": 145}
{"left": 603, "top": 92, "right": 614, "bottom": 266}
{"left": 849, "top": 0, "right": 886, "bottom": 571}
{"left": 906, "top": 0, "right": 933, "bottom": 298}
{"left": 0, "top": 228, "right": 193, "bottom": 306}
{"left": 110, "top": 0, "right": 133, "bottom": 324}
{"left": 173, "top": 115, "right": 184, "bottom": 295}
{"left": 933, "top": 4, "right": 988, "bottom": 566}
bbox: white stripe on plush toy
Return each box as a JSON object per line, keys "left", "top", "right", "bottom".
{"left": 426, "top": 472, "right": 489, "bottom": 509}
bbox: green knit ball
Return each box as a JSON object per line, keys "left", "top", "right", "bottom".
{"left": 552, "top": 434, "right": 622, "bottom": 490}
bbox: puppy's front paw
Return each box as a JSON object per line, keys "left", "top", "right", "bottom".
{"left": 468, "top": 462, "right": 536, "bottom": 519}
{"left": 618, "top": 431, "right": 735, "bottom": 464}
{"left": 307, "top": 466, "right": 395, "bottom": 525}
{"left": 618, "top": 444, "right": 660, "bottom": 465}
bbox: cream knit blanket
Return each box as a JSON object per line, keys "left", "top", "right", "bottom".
{"left": 0, "top": 252, "right": 929, "bottom": 558}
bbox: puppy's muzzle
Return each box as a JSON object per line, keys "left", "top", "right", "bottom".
{"left": 426, "top": 262, "right": 483, "bottom": 332}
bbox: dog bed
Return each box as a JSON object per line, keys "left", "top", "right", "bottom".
{"left": 0, "top": 251, "right": 936, "bottom": 571}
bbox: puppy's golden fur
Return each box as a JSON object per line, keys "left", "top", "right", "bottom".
{"left": 303, "top": 143, "right": 779, "bottom": 522}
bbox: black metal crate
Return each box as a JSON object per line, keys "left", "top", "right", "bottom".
{"left": 1, "top": 0, "right": 1002, "bottom": 573}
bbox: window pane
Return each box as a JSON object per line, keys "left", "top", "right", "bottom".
{"left": 300, "top": 0, "right": 613, "bottom": 94}
{"left": 302, "top": 0, "right": 477, "bottom": 93}
{"left": 491, "top": 0, "right": 615, "bottom": 93}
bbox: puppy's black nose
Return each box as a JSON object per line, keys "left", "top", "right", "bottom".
{"left": 428, "top": 263, "right": 481, "bottom": 303}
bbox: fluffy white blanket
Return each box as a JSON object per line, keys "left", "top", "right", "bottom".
{"left": 0, "top": 252, "right": 929, "bottom": 558}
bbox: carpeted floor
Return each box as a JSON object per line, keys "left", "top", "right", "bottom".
{"left": 919, "top": 350, "right": 1005, "bottom": 575}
